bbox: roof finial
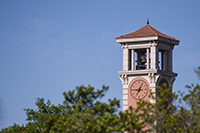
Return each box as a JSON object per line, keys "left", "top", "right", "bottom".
{"left": 147, "top": 18, "right": 149, "bottom": 25}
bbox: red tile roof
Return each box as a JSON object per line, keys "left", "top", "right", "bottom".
{"left": 116, "top": 24, "right": 179, "bottom": 42}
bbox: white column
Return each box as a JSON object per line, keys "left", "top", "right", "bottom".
{"left": 161, "top": 51, "right": 164, "bottom": 70}
{"left": 146, "top": 48, "right": 149, "bottom": 69}
{"left": 128, "top": 50, "right": 131, "bottom": 70}
{"left": 169, "top": 50, "right": 172, "bottom": 71}
{"left": 131, "top": 49, "right": 134, "bottom": 70}
{"left": 150, "top": 42, "right": 157, "bottom": 69}
{"left": 156, "top": 47, "right": 159, "bottom": 69}
{"left": 164, "top": 51, "right": 168, "bottom": 71}
{"left": 123, "top": 44, "right": 129, "bottom": 71}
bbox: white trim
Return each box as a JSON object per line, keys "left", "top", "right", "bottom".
{"left": 123, "top": 89, "right": 128, "bottom": 94}
{"left": 123, "top": 95, "right": 128, "bottom": 100}
{"left": 116, "top": 36, "right": 158, "bottom": 43}
{"left": 123, "top": 106, "right": 128, "bottom": 110}
{"left": 123, "top": 100, "right": 128, "bottom": 105}
{"left": 128, "top": 44, "right": 151, "bottom": 49}
{"left": 116, "top": 36, "right": 179, "bottom": 45}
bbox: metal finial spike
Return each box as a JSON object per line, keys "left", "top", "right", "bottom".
{"left": 147, "top": 18, "right": 149, "bottom": 25}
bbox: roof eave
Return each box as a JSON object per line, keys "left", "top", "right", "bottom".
{"left": 116, "top": 36, "right": 179, "bottom": 45}
{"left": 116, "top": 36, "right": 158, "bottom": 43}
{"left": 158, "top": 36, "right": 179, "bottom": 45}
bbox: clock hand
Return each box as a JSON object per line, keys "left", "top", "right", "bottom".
{"left": 138, "top": 83, "right": 143, "bottom": 92}
{"left": 135, "top": 83, "right": 144, "bottom": 97}
{"left": 132, "top": 89, "right": 139, "bottom": 91}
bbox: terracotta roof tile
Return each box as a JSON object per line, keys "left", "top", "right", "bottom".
{"left": 116, "top": 24, "right": 179, "bottom": 42}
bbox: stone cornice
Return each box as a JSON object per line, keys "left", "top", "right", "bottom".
{"left": 118, "top": 69, "right": 177, "bottom": 77}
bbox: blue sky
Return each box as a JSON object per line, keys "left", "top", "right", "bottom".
{"left": 0, "top": 0, "right": 200, "bottom": 129}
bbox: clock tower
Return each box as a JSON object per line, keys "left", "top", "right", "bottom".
{"left": 116, "top": 20, "right": 179, "bottom": 111}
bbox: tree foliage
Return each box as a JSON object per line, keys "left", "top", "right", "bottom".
{"left": 1, "top": 67, "right": 200, "bottom": 133}
{"left": 0, "top": 85, "right": 146, "bottom": 133}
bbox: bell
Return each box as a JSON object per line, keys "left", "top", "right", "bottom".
{"left": 141, "top": 56, "right": 146, "bottom": 63}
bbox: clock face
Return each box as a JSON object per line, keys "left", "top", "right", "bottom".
{"left": 129, "top": 78, "right": 149, "bottom": 100}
